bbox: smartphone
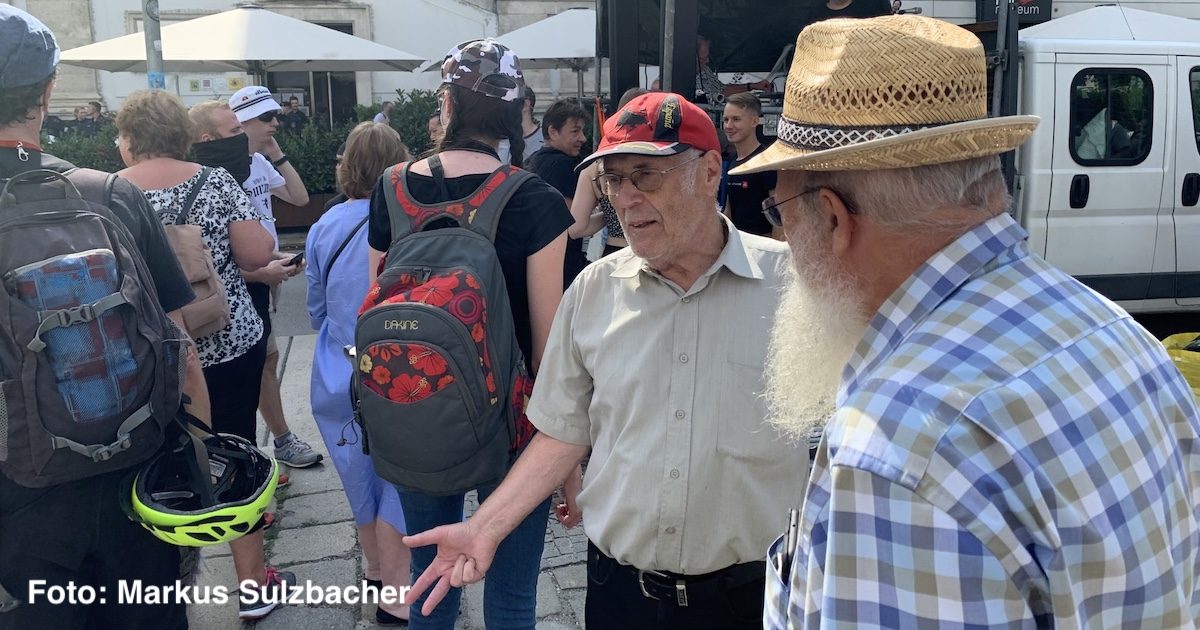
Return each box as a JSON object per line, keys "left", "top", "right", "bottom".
{"left": 286, "top": 251, "right": 305, "bottom": 266}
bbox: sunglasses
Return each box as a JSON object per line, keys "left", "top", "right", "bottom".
{"left": 592, "top": 154, "right": 702, "bottom": 197}
{"left": 761, "top": 186, "right": 859, "bottom": 228}
{"left": 256, "top": 110, "right": 282, "bottom": 123}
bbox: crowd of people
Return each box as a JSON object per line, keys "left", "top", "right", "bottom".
{"left": 3, "top": 4, "right": 1200, "bottom": 630}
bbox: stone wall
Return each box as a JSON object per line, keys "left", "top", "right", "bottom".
{"left": 16, "top": 0, "right": 100, "bottom": 115}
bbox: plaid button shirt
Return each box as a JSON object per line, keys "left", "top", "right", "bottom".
{"left": 766, "top": 213, "right": 1200, "bottom": 629}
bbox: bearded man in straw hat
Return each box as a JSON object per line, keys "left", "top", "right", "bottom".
{"left": 734, "top": 15, "right": 1200, "bottom": 628}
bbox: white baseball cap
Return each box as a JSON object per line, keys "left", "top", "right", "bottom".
{"left": 228, "top": 86, "right": 282, "bottom": 122}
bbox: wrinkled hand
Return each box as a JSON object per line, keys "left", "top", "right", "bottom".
{"left": 403, "top": 522, "right": 499, "bottom": 616}
{"left": 555, "top": 464, "right": 583, "bottom": 529}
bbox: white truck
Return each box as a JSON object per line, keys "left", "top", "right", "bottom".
{"left": 1011, "top": 6, "right": 1200, "bottom": 313}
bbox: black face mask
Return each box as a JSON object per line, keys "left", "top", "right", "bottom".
{"left": 190, "top": 133, "right": 251, "bottom": 184}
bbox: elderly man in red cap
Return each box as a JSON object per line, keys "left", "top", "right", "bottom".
{"left": 402, "top": 92, "right": 808, "bottom": 630}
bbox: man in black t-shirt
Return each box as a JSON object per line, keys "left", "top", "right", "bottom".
{"left": 0, "top": 7, "right": 196, "bottom": 629}
{"left": 528, "top": 99, "right": 590, "bottom": 288}
{"left": 722, "top": 92, "right": 778, "bottom": 237}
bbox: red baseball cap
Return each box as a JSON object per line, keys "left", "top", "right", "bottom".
{"left": 577, "top": 92, "right": 721, "bottom": 171}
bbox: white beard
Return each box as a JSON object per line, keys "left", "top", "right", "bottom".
{"left": 764, "top": 223, "right": 870, "bottom": 441}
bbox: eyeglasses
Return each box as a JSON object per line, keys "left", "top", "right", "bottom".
{"left": 761, "top": 186, "right": 858, "bottom": 228}
{"left": 256, "top": 110, "right": 282, "bottom": 123}
{"left": 593, "top": 154, "right": 702, "bottom": 196}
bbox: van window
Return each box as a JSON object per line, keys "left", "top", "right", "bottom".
{"left": 1069, "top": 69, "right": 1152, "bottom": 165}
{"left": 1191, "top": 68, "right": 1200, "bottom": 154}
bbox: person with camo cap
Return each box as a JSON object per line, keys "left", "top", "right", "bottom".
{"left": 366, "top": 38, "right": 573, "bottom": 629}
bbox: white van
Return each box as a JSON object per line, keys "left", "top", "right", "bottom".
{"left": 1014, "top": 6, "right": 1200, "bottom": 313}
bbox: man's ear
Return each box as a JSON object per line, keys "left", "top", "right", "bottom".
{"left": 816, "top": 188, "right": 858, "bottom": 257}
{"left": 700, "top": 149, "right": 723, "bottom": 191}
{"left": 40, "top": 79, "right": 55, "bottom": 113}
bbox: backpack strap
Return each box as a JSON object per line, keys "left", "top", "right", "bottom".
{"left": 428, "top": 154, "right": 452, "bottom": 199}
{"left": 465, "top": 166, "right": 534, "bottom": 242}
{"left": 175, "top": 167, "right": 212, "bottom": 225}
{"left": 63, "top": 167, "right": 117, "bottom": 209}
{"left": 323, "top": 214, "right": 369, "bottom": 286}
{"left": 381, "top": 161, "right": 535, "bottom": 246}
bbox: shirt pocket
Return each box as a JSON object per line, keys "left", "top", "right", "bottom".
{"left": 764, "top": 534, "right": 792, "bottom": 629}
{"left": 716, "top": 359, "right": 789, "bottom": 461}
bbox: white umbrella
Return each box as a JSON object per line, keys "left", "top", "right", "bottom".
{"left": 494, "top": 8, "right": 596, "bottom": 97}
{"left": 59, "top": 4, "right": 425, "bottom": 74}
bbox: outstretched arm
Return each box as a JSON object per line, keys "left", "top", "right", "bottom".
{"left": 403, "top": 433, "right": 589, "bottom": 615}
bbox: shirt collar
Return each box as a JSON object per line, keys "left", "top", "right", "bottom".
{"left": 839, "top": 213, "right": 1029, "bottom": 404}
{"left": 610, "top": 214, "right": 764, "bottom": 281}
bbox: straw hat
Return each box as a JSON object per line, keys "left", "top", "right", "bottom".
{"left": 731, "top": 15, "right": 1038, "bottom": 174}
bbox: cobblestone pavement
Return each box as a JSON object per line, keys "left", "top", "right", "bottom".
{"left": 188, "top": 334, "right": 588, "bottom": 629}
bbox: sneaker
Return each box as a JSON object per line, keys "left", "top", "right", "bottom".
{"left": 276, "top": 472, "right": 290, "bottom": 488}
{"left": 238, "top": 566, "right": 296, "bottom": 620}
{"left": 273, "top": 434, "right": 323, "bottom": 468}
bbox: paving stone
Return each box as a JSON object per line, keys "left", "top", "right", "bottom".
{"left": 254, "top": 605, "right": 355, "bottom": 629}
{"left": 276, "top": 462, "right": 347, "bottom": 497}
{"left": 537, "top": 620, "right": 580, "bottom": 630}
{"left": 535, "top": 572, "right": 562, "bottom": 617}
{"left": 194, "top": 553, "right": 237, "bottom": 590}
{"left": 541, "top": 554, "right": 582, "bottom": 570}
{"left": 280, "top": 490, "right": 354, "bottom": 527}
{"left": 269, "top": 521, "right": 358, "bottom": 565}
{"left": 554, "top": 536, "right": 579, "bottom": 556}
{"left": 563, "top": 588, "right": 586, "bottom": 627}
{"left": 185, "top": 588, "right": 241, "bottom": 630}
{"left": 462, "top": 581, "right": 484, "bottom": 629}
{"left": 552, "top": 565, "right": 587, "bottom": 590}
{"left": 281, "top": 557, "right": 358, "bottom": 592}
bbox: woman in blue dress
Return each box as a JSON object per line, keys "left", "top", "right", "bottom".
{"left": 305, "top": 121, "right": 412, "bottom": 626}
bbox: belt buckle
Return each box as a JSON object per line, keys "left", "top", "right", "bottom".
{"left": 637, "top": 569, "right": 688, "bottom": 607}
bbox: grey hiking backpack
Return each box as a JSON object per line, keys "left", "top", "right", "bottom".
{"left": 353, "top": 158, "right": 538, "bottom": 496}
{"left": 0, "top": 168, "right": 185, "bottom": 487}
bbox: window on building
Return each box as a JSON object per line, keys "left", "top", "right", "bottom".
{"left": 1069, "top": 69, "right": 1152, "bottom": 166}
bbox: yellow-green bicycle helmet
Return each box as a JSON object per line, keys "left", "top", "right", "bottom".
{"left": 125, "top": 427, "right": 278, "bottom": 547}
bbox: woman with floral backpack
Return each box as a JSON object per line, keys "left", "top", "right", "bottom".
{"left": 364, "top": 40, "right": 573, "bottom": 629}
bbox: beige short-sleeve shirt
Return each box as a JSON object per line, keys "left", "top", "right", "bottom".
{"left": 528, "top": 218, "right": 808, "bottom": 574}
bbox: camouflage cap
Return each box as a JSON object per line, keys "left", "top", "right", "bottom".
{"left": 441, "top": 39, "right": 525, "bottom": 102}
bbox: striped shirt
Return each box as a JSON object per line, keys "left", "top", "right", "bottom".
{"left": 766, "top": 212, "right": 1200, "bottom": 628}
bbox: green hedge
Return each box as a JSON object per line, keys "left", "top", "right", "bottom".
{"left": 42, "top": 123, "right": 124, "bottom": 173}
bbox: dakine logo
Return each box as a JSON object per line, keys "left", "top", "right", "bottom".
{"left": 384, "top": 319, "right": 420, "bottom": 331}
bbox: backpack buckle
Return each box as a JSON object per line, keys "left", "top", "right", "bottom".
{"left": 57, "top": 304, "right": 97, "bottom": 328}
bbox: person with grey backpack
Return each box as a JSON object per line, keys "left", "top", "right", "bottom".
{"left": 358, "top": 39, "right": 573, "bottom": 629}
{"left": 0, "top": 7, "right": 203, "bottom": 629}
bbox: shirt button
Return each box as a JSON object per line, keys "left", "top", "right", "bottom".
{"left": 675, "top": 410, "right": 686, "bottom": 419}
{"left": 682, "top": 297, "right": 691, "bottom": 303}
{"left": 666, "top": 526, "right": 676, "bottom": 534}
{"left": 670, "top": 469, "right": 680, "bottom": 479}
{"left": 679, "top": 353, "right": 689, "bottom": 363}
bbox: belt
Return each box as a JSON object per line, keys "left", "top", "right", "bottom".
{"left": 605, "top": 554, "right": 765, "bottom": 607}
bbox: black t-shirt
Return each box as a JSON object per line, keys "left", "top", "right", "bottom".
{"left": 0, "top": 148, "right": 194, "bottom": 313}
{"left": 281, "top": 110, "right": 308, "bottom": 133}
{"left": 725, "top": 144, "right": 777, "bottom": 236}
{"left": 367, "top": 168, "right": 572, "bottom": 365}
{"left": 528, "top": 146, "right": 588, "bottom": 289}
